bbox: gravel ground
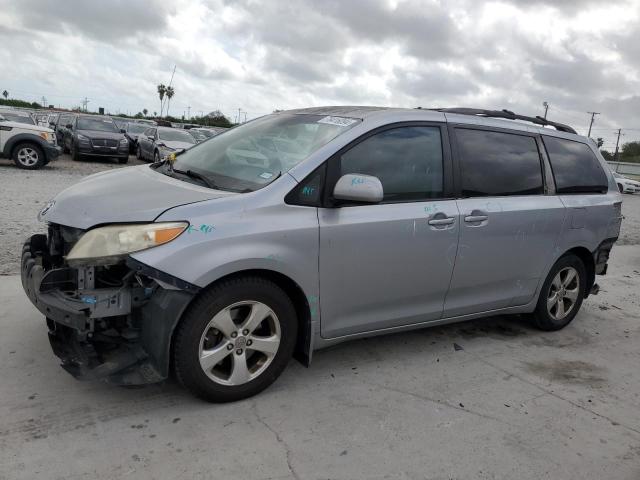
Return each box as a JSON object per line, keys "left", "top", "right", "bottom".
{"left": 1, "top": 154, "right": 639, "bottom": 275}
{"left": 0, "top": 153, "right": 145, "bottom": 275}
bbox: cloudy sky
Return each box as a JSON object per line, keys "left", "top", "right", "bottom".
{"left": 1, "top": 0, "right": 639, "bottom": 149}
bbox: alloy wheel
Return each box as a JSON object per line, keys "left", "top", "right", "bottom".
{"left": 16, "top": 147, "right": 39, "bottom": 167}
{"left": 198, "top": 300, "right": 281, "bottom": 386}
{"left": 547, "top": 266, "right": 580, "bottom": 320}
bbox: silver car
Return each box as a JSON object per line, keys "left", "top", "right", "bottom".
{"left": 22, "top": 107, "right": 623, "bottom": 402}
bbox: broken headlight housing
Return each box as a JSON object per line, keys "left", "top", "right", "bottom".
{"left": 66, "top": 222, "right": 188, "bottom": 266}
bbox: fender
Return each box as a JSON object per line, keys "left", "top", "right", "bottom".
{"left": 3, "top": 132, "right": 50, "bottom": 158}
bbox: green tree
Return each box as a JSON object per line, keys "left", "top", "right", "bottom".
{"left": 600, "top": 150, "right": 613, "bottom": 161}
{"left": 165, "top": 86, "right": 175, "bottom": 117}
{"left": 2, "top": 90, "right": 8, "bottom": 100}
{"left": 621, "top": 141, "right": 640, "bottom": 158}
{"left": 157, "top": 84, "right": 166, "bottom": 117}
{"left": 596, "top": 137, "right": 604, "bottom": 148}
{"left": 143, "top": 108, "right": 148, "bottom": 117}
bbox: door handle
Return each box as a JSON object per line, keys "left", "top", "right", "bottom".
{"left": 464, "top": 215, "right": 488, "bottom": 222}
{"left": 428, "top": 217, "right": 455, "bottom": 226}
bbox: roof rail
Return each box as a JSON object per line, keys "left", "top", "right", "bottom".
{"left": 428, "top": 108, "right": 577, "bottom": 135}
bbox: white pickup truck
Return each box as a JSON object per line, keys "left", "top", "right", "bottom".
{"left": 0, "top": 110, "right": 61, "bottom": 169}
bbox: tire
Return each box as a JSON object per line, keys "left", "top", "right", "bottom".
{"left": 72, "top": 146, "right": 82, "bottom": 162}
{"left": 618, "top": 183, "right": 624, "bottom": 193}
{"left": 174, "top": 276, "right": 298, "bottom": 402}
{"left": 12, "top": 142, "right": 45, "bottom": 170}
{"left": 532, "top": 254, "right": 586, "bottom": 331}
{"left": 118, "top": 156, "right": 128, "bottom": 164}
{"left": 136, "top": 145, "right": 142, "bottom": 160}
{"left": 153, "top": 150, "right": 160, "bottom": 163}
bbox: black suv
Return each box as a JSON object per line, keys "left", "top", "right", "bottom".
{"left": 63, "top": 115, "right": 129, "bottom": 164}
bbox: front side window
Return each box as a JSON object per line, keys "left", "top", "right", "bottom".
{"left": 542, "top": 136, "right": 608, "bottom": 194}
{"left": 456, "top": 128, "right": 544, "bottom": 197}
{"left": 338, "top": 126, "right": 444, "bottom": 202}
{"left": 77, "top": 117, "right": 118, "bottom": 132}
{"left": 168, "top": 113, "right": 360, "bottom": 192}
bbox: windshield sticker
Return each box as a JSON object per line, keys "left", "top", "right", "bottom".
{"left": 317, "top": 116, "right": 358, "bottom": 127}
{"left": 259, "top": 172, "right": 274, "bottom": 179}
{"left": 302, "top": 186, "right": 315, "bottom": 196}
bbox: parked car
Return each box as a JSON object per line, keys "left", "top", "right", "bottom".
{"left": 0, "top": 109, "right": 36, "bottom": 125}
{"left": 136, "top": 126, "right": 196, "bottom": 162}
{"left": 187, "top": 129, "right": 208, "bottom": 143}
{"left": 54, "top": 112, "right": 77, "bottom": 148}
{"left": 124, "top": 122, "right": 150, "bottom": 153}
{"left": 63, "top": 115, "right": 129, "bottom": 164}
{"left": 22, "top": 106, "right": 622, "bottom": 402}
{"left": 0, "top": 112, "right": 61, "bottom": 169}
{"left": 191, "top": 127, "right": 228, "bottom": 139}
{"left": 612, "top": 171, "right": 639, "bottom": 193}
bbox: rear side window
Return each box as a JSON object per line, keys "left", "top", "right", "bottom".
{"left": 456, "top": 128, "right": 544, "bottom": 197}
{"left": 542, "top": 136, "right": 608, "bottom": 194}
{"left": 339, "top": 126, "right": 444, "bottom": 202}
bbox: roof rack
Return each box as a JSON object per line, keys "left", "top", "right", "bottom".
{"left": 428, "top": 108, "right": 577, "bottom": 135}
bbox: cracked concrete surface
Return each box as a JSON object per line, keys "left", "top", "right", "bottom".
{"left": 1, "top": 161, "right": 640, "bottom": 479}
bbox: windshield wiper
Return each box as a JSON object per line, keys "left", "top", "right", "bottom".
{"left": 172, "top": 167, "right": 217, "bottom": 189}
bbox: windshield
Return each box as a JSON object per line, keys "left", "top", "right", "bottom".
{"left": 78, "top": 117, "right": 118, "bottom": 132}
{"left": 1, "top": 112, "right": 35, "bottom": 125}
{"left": 188, "top": 130, "right": 207, "bottom": 142}
{"left": 168, "top": 113, "right": 360, "bottom": 192}
{"left": 158, "top": 128, "right": 197, "bottom": 143}
{"left": 127, "top": 123, "right": 148, "bottom": 134}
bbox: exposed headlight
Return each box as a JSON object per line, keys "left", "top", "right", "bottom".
{"left": 119, "top": 138, "right": 128, "bottom": 145}
{"left": 66, "top": 222, "right": 188, "bottom": 266}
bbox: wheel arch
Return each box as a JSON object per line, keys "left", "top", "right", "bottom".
{"left": 168, "top": 268, "right": 314, "bottom": 377}
{"left": 4, "top": 133, "right": 48, "bottom": 158}
{"left": 563, "top": 246, "right": 595, "bottom": 298}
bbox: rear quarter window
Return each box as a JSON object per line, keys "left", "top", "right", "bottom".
{"left": 542, "top": 136, "right": 608, "bottom": 194}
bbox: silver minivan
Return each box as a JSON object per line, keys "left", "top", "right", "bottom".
{"left": 22, "top": 107, "right": 623, "bottom": 402}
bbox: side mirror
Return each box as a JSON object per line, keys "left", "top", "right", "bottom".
{"left": 148, "top": 135, "right": 155, "bottom": 141}
{"left": 333, "top": 174, "right": 383, "bottom": 203}
{"left": 65, "top": 123, "right": 73, "bottom": 129}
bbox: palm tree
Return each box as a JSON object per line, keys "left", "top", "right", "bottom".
{"left": 142, "top": 108, "right": 148, "bottom": 117}
{"left": 157, "top": 84, "right": 166, "bottom": 117}
{"left": 2, "top": 90, "right": 8, "bottom": 100}
{"left": 165, "top": 86, "right": 175, "bottom": 117}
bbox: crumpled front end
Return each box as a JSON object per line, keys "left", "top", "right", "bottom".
{"left": 21, "top": 224, "right": 197, "bottom": 385}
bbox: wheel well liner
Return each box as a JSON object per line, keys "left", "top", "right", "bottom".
{"left": 565, "top": 246, "right": 595, "bottom": 297}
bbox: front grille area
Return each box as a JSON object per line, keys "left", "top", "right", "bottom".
{"left": 90, "top": 138, "right": 118, "bottom": 148}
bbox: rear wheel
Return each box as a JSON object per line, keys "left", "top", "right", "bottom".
{"left": 136, "top": 145, "right": 142, "bottom": 160}
{"left": 13, "top": 143, "right": 45, "bottom": 169}
{"left": 174, "top": 277, "right": 297, "bottom": 402}
{"left": 532, "top": 254, "right": 586, "bottom": 331}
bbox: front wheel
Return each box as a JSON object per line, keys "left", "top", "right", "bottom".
{"left": 153, "top": 150, "right": 160, "bottom": 163}
{"left": 13, "top": 143, "right": 45, "bottom": 169}
{"left": 136, "top": 145, "right": 142, "bottom": 160}
{"left": 118, "top": 156, "right": 128, "bottom": 164}
{"left": 618, "top": 183, "right": 624, "bottom": 193}
{"left": 173, "top": 277, "right": 298, "bottom": 402}
{"left": 532, "top": 254, "right": 586, "bottom": 331}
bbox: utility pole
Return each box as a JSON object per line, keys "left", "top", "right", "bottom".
{"left": 542, "top": 101, "right": 549, "bottom": 119}
{"left": 237, "top": 108, "right": 242, "bottom": 124}
{"left": 613, "top": 128, "right": 624, "bottom": 168}
{"left": 587, "top": 111, "right": 600, "bottom": 138}
{"left": 81, "top": 97, "right": 90, "bottom": 112}
{"left": 243, "top": 112, "right": 247, "bottom": 123}
{"left": 41, "top": 96, "right": 47, "bottom": 108}
{"left": 187, "top": 106, "right": 191, "bottom": 120}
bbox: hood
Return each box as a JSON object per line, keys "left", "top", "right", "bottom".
{"left": 39, "top": 165, "right": 235, "bottom": 229}
{"left": 162, "top": 140, "right": 194, "bottom": 151}
{"left": 77, "top": 129, "right": 124, "bottom": 140}
{"left": 1, "top": 120, "right": 53, "bottom": 134}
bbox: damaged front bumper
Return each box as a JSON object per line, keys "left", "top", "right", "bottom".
{"left": 21, "top": 232, "right": 197, "bottom": 385}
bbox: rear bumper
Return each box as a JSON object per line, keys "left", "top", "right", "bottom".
{"left": 21, "top": 234, "right": 196, "bottom": 385}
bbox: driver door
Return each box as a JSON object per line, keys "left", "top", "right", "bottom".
{"left": 318, "top": 124, "right": 459, "bottom": 338}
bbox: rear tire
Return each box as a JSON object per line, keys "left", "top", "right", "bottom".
{"left": 174, "top": 276, "right": 297, "bottom": 402}
{"left": 532, "top": 254, "right": 586, "bottom": 331}
{"left": 13, "top": 143, "right": 45, "bottom": 170}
